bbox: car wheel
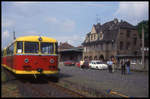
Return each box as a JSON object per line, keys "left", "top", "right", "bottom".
{"left": 96, "top": 66, "right": 98, "bottom": 69}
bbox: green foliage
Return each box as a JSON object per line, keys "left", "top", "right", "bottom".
{"left": 136, "top": 20, "right": 149, "bottom": 46}
{"left": 136, "top": 20, "right": 149, "bottom": 39}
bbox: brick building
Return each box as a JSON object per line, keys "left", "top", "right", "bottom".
{"left": 82, "top": 18, "right": 141, "bottom": 62}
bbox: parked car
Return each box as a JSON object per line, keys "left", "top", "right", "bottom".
{"left": 81, "top": 61, "right": 89, "bottom": 69}
{"left": 75, "top": 62, "right": 80, "bottom": 68}
{"left": 89, "top": 60, "right": 108, "bottom": 70}
{"left": 75, "top": 60, "right": 84, "bottom": 68}
{"left": 64, "top": 60, "right": 75, "bottom": 66}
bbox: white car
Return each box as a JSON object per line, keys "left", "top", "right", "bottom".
{"left": 89, "top": 60, "right": 108, "bottom": 70}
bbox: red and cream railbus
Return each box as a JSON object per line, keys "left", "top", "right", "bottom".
{"left": 2, "top": 36, "right": 59, "bottom": 79}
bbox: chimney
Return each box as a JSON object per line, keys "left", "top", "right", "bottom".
{"left": 114, "top": 18, "right": 118, "bottom": 24}
{"left": 121, "top": 19, "right": 123, "bottom": 23}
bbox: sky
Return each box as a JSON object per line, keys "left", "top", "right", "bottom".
{"left": 1, "top": 1, "right": 149, "bottom": 49}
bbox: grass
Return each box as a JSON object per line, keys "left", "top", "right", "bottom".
{"left": 63, "top": 82, "right": 68, "bottom": 88}
{"left": 1, "top": 69, "right": 7, "bottom": 83}
{"left": 2, "top": 83, "right": 21, "bottom": 97}
{"left": 1, "top": 68, "right": 21, "bottom": 97}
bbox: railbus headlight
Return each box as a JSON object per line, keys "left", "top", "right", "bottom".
{"left": 49, "top": 59, "right": 54, "bottom": 63}
{"left": 38, "top": 37, "right": 42, "bottom": 41}
{"left": 24, "top": 58, "right": 29, "bottom": 63}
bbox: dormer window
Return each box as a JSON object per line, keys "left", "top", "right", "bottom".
{"left": 100, "top": 32, "right": 103, "bottom": 40}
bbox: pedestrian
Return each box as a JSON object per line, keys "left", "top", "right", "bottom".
{"left": 121, "top": 60, "right": 126, "bottom": 75}
{"left": 107, "top": 58, "right": 113, "bottom": 73}
{"left": 112, "top": 58, "right": 116, "bottom": 72}
{"left": 126, "top": 59, "right": 131, "bottom": 74}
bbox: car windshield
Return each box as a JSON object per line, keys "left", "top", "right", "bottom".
{"left": 41, "top": 42, "right": 54, "bottom": 54}
{"left": 96, "top": 62, "right": 102, "bottom": 64}
{"left": 24, "top": 42, "right": 39, "bottom": 53}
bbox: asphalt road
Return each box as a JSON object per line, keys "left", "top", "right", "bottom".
{"left": 58, "top": 65, "right": 148, "bottom": 97}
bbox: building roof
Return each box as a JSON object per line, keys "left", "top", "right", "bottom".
{"left": 58, "top": 42, "right": 74, "bottom": 50}
{"left": 59, "top": 48, "right": 83, "bottom": 53}
{"left": 94, "top": 23, "right": 102, "bottom": 33}
{"left": 83, "top": 18, "right": 137, "bottom": 44}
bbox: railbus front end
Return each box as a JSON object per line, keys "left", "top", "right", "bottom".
{"left": 2, "top": 36, "right": 59, "bottom": 80}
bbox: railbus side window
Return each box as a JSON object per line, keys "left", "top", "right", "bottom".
{"left": 7, "top": 47, "right": 10, "bottom": 56}
{"left": 55, "top": 43, "right": 58, "bottom": 54}
{"left": 16, "top": 42, "right": 23, "bottom": 53}
{"left": 2, "top": 50, "right": 3, "bottom": 56}
{"left": 9, "top": 43, "right": 14, "bottom": 55}
{"left": 41, "top": 42, "right": 54, "bottom": 54}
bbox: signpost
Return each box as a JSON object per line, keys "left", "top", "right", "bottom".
{"left": 142, "top": 25, "right": 145, "bottom": 70}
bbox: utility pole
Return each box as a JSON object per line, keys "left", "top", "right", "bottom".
{"left": 142, "top": 24, "right": 145, "bottom": 69}
{"left": 13, "top": 30, "right": 16, "bottom": 40}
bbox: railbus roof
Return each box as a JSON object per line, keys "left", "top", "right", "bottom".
{"left": 15, "top": 36, "right": 57, "bottom": 42}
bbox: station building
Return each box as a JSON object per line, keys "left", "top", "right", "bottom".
{"left": 82, "top": 18, "right": 141, "bottom": 62}
{"left": 58, "top": 42, "right": 83, "bottom": 62}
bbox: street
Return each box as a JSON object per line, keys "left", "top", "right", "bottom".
{"left": 59, "top": 65, "right": 148, "bottom": 97}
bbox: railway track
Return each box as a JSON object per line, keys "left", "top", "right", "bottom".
{"left": 2, "top": 68, "right": 86, "bottom": 97}
{"left": 47, "top": 79, "right": 85, "bottom": 97}
{"left": 18, "top": 76, "right": 86, "bottom": 97}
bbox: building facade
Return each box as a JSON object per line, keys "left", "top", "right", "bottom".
{"left": 82, "top": 18, "right": 141, "bottom": 61}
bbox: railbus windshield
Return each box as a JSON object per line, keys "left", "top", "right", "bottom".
{"left": 16, "top": 41, "right": 57, "bottom": 54}
{"left": 41, "top": 42, "right": 54, "bottom": 54}
{"left": 15, "top": 36, "right": 58, "bottom": 55}
{"left": 25, "top": 42, "right": 39, "bottom": 53}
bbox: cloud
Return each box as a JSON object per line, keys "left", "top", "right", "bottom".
{"left": 61, "top": 19, "right": 75, "bottom": 32}
{"left": 8, "top": 2, "right": 43, "bottom": 18}
{"left": 46, "top": 17, "right": 75, "bottom": 32}
{"left": 114, "top": 2, "right": 148, "bottom": 25}
{"left": 47, "top": 17, "right": 59, "bottom": 24}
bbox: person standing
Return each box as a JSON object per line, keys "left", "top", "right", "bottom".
{"left": 121, "top": 60, "right": 126, "bottom": 75}
{"left": 112, "top": 58, "right": 116, "bottom": 72}
{"left": 107, "top": 58, "right": 113, "bottom": 73}
{"left": 126, "top": 59, "right": 131, "bottom": 74}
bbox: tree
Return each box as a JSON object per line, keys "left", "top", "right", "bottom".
{"left": 136, "top": 20, "right": 149, "bottom": 47}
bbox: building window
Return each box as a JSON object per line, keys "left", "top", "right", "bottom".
{"left": 112, "top": 43, "right": 114, "bottom": 49}
{"left": 100, "top": 32, "right": 103, "bottom": 40}
{"left": 94, "top": 34, "right": 96, "bottom": 40}
{"left": 120, "top": 41, "right": 123, "bottom": 50}
{"left": 98, "top": 44, "right": 101, "bottom": 50}
{"left": 134, "top": 38, "right": 137, "bottom": 45}
{"left": 126, "top": 30, "right": 130, "bottom": 38}
{"left": 126, "top": 42, "right": 130, "bottom": 50}
{"left": 133, "top": 33, "right": 136, "bottom": 37}
{"left": 120, "top": 33, "right": 123, "bottom": 35}
{"left": 101, "top": 44, "right": 103, "bottom": 50}
{"left": 90, "top": 35, "right": 92, "bottom": 40}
